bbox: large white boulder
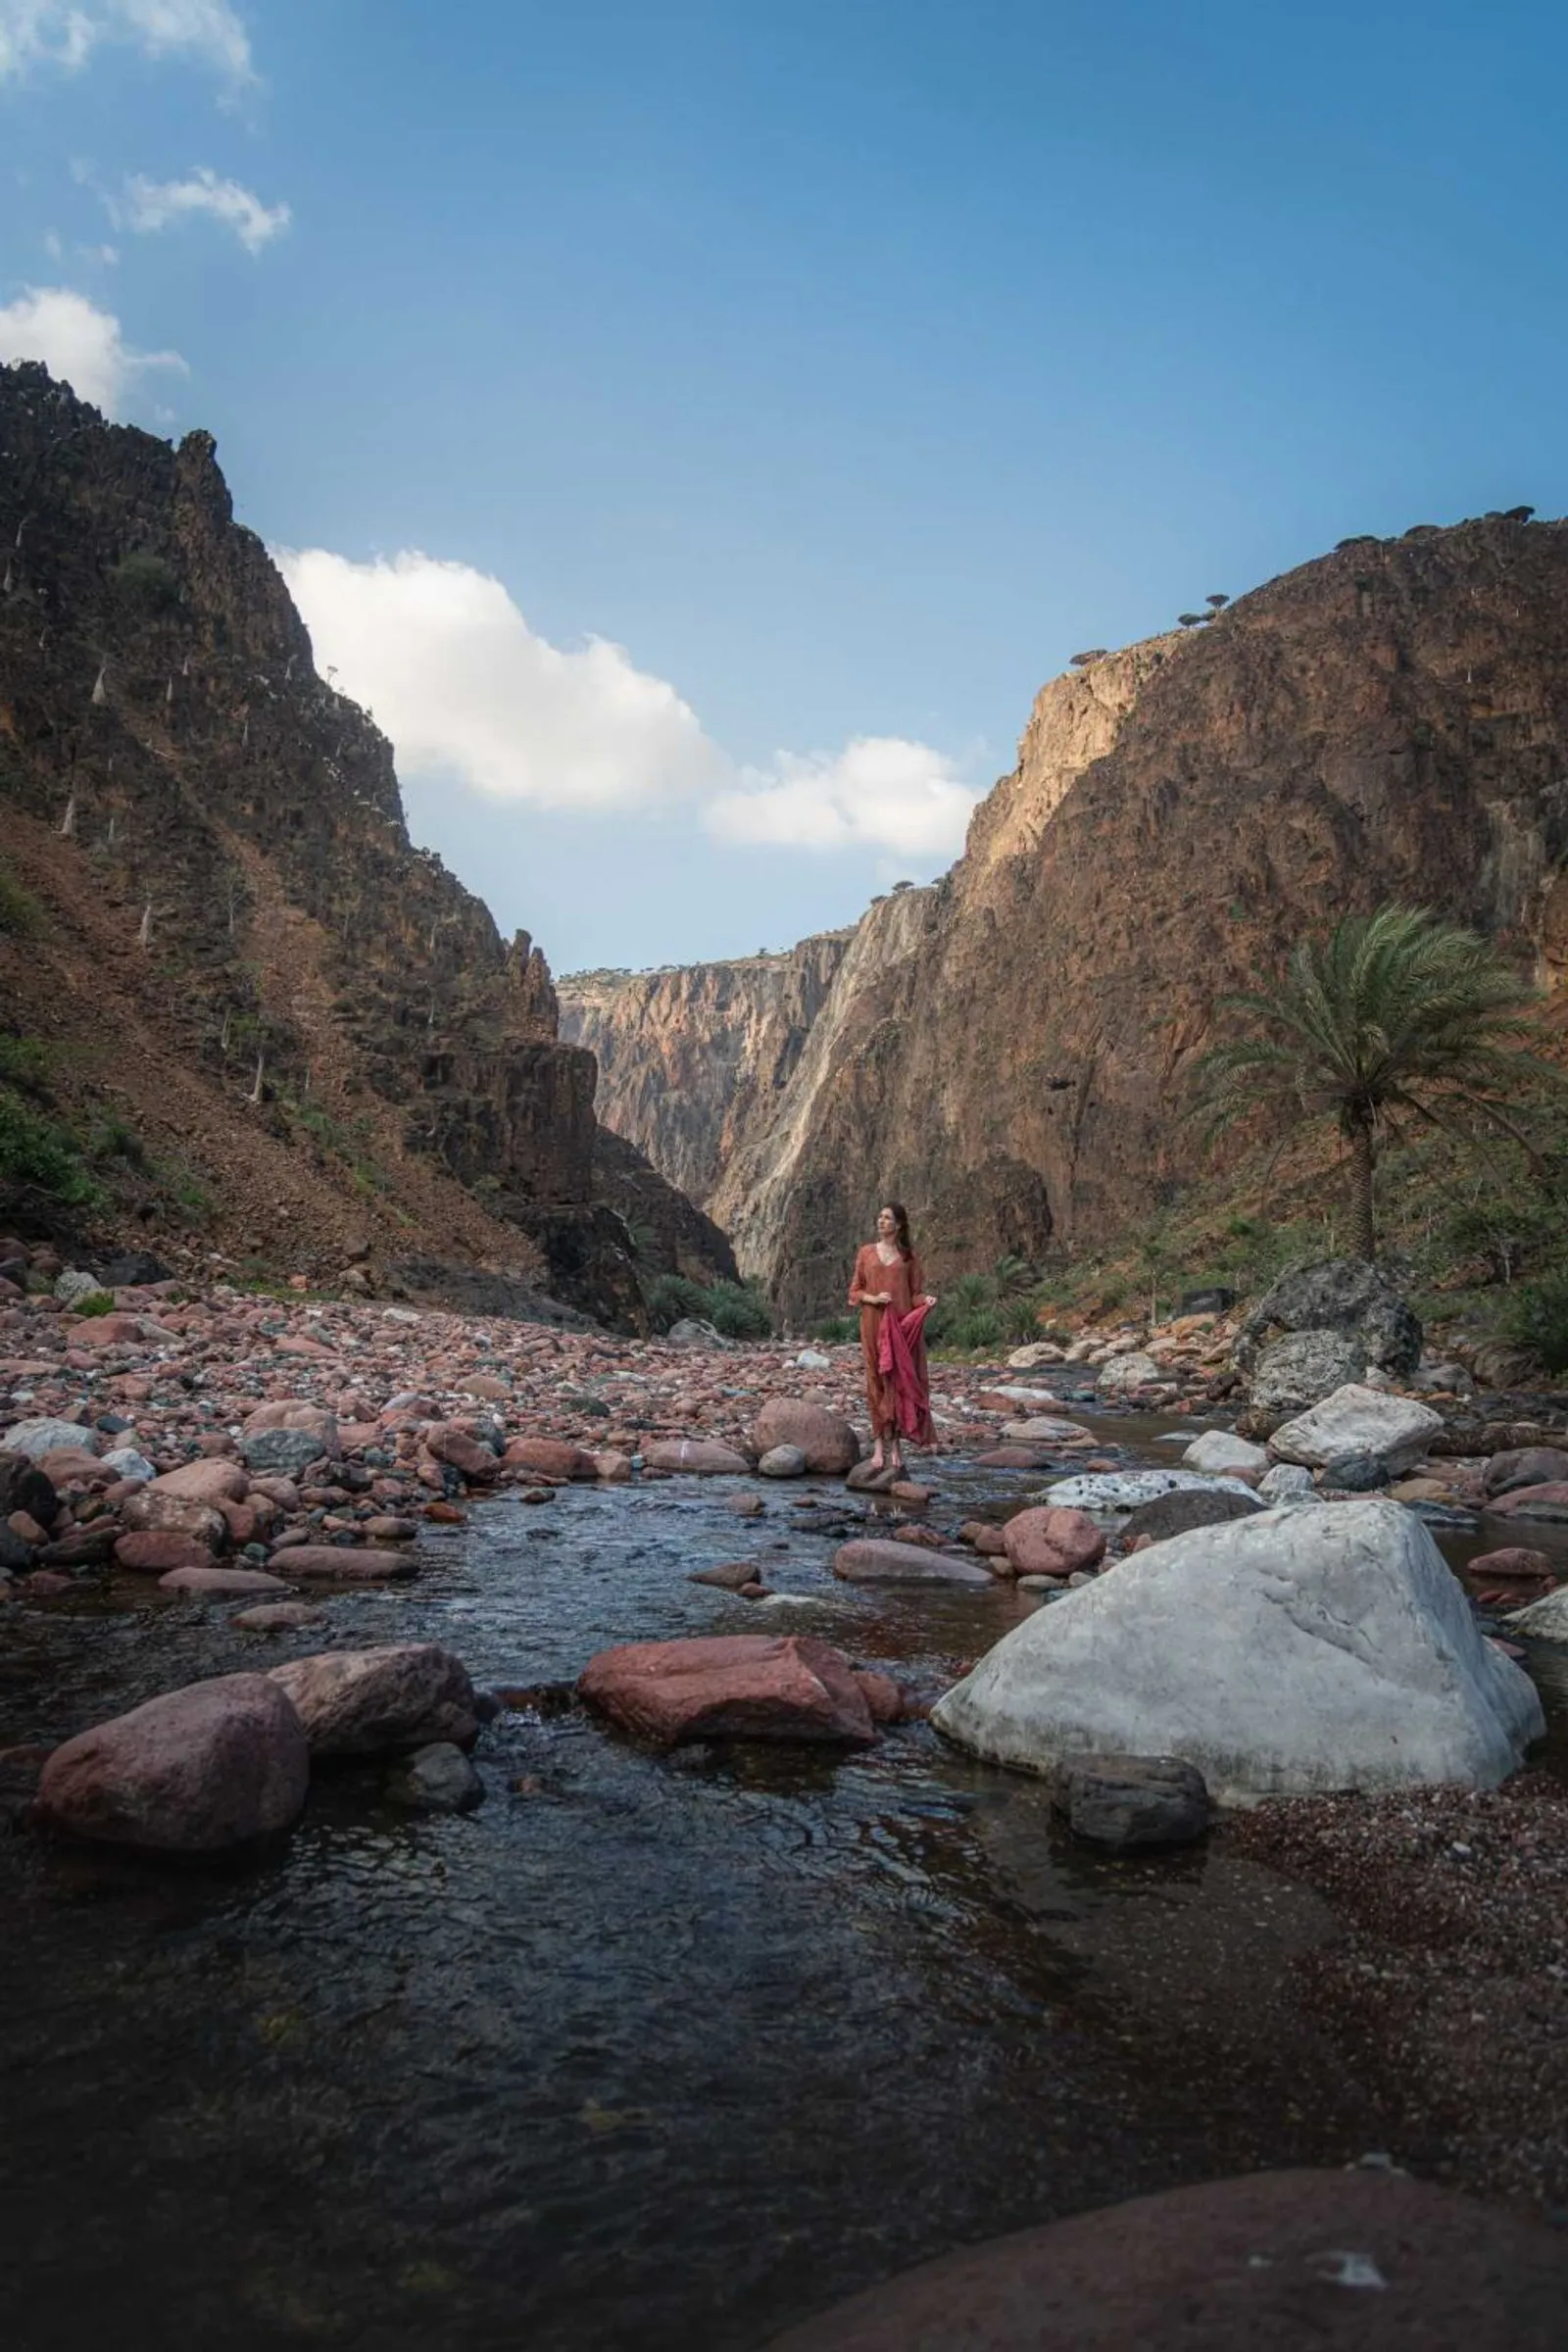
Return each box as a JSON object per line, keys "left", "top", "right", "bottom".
{"left": 1097, "top": 1352, "right": 1162, "bottom": 1397}
{"left": 1506, "top": 1587, "right": 1568, "bottom": 1642}
{"left": 1268, "top": 1384, "right": 1444, "bottom": 1476}
{"left": 931, "top": 1499, "right": 1544, "bottom": 1803}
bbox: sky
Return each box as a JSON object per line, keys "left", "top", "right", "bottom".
{"left": 4, "top": 1, "right": 1568, "bottom": 974}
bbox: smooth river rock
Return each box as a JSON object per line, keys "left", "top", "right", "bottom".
{"left": 931, "top": 1499, "right": 1544, "bottom": 1803}
{"left": 1181, "top": 1429, "right": 1269, "bottom": 1477}
{"left": 832, "top": 1539, "right": 995, "bottom": 1587}
{"left": 1267, "top": 1383, "right": 1444, "bottom": 1477}
{"left": 753, "top": 1397, "right": 859, "bottom": 1475}
{"left": 269, "top": 1642, "right": 479, "bottom": 1754}
{"left": 579, "top": 1634, "right": 875, "bottom": 1746}
{"left": 36, "top": 1673, "right": 310, "bottom": 1852}
{"left": 1043, "top": 1469, "right": 1258, "bottom": 1514}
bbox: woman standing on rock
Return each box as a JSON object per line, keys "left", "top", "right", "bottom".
{"left": 849, "top": 1203, "right": 937, "bottom": 1482}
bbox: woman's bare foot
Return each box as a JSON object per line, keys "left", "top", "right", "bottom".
{"left": 867, "top": 1448, "right": 885, "bottom": 1475}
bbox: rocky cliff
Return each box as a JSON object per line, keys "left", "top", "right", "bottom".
{"left": 0, "top": 362, "right": 730, "bottom": 1322}
{"left": 559, "top": 931, "right": 857, "bottom": 1206}
{"left": 564, "top": 517, "right": 1568, "bottom": 1326}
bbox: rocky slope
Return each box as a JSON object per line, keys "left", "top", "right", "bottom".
{"left": 566, "top": 519, "right": 1568, "bottom": 1326}
{"left": 0, "top": 362, "right": 730, "bottom": 1323}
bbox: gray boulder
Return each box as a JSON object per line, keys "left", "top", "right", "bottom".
{"left": 2, "top": 1418, "right": 99, "bottom": 1461}
{"left": 1268, "top": 1384, "right": 1444, "bottom": 1477}
{"left": 1257, "top": 1462, "right": 1315, "bottom": 1503}
{"left": 1235, "top": 1257, "right": 1422, "bottom": 1380}
{"left": 239, "top": 1427, "right": 327, "bottom": 1479}
{"left": 1054, "top": 1753, "right": 1210, "bottom": 1850}
{"left": 931, "top": 1499, "right": 1543, "bottom": 1802}
{"left": 1181, "top": 1429, "right": 1268, "bottom": 1477}
{"left": 758, "top": 1445, "right": 808, "bottom": 1478}
{"left": 665, "top": 1317, "right": 727, "bottom": 1348}
{"left": 1118, "top": 1487, "right": 1263, "bottom": 1546}
{"left": 1247, "top": 1330, "right": 1367, "bottom": 1418}
{"left": 386, "top": 1741, "right": 483, "bottom": 1812}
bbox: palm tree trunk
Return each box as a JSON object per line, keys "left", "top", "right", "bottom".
{"left": 1348, "top": 1122, "right": 1376, "bottom": 1259}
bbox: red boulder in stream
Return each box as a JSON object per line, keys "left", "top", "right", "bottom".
{"left": 579, "top": 1635, "right": 876, "bottom": 1746}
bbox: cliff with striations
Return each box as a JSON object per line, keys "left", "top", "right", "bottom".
{"left": 0, "top": 362, "right": 732, "bottom": 1322}
{"left": 563, "top": 517, "right": 1568, "bottom": 1325}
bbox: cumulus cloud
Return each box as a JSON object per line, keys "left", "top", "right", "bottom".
{"left": 0, "top": 1, "right": 251, "bottom": 81}
{"left": 706, "top": 737, "right": 978, "bottom": 856}
{"left": 277, "top": 549, "right": 727, "bottom": 812}
{"left": 118, "top": 166, "right": 290, "bottom": 253}
{"left": 0, "top": 284, "right": 186, "bottom": 415}
{"left": 279, "top": 545, "right": 974, "bottom": 858}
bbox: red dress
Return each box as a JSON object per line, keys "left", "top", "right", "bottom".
{"left": 850, "top": 1243, "right": 926, "bottom": 1441}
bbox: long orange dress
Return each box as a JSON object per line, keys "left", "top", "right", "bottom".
{"left": 850, "top": 1242, "right": 924, "bottom": 1441}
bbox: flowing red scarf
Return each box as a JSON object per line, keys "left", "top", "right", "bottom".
{"left": 877, "top": 1295, "right": 935, "bottom": 1445}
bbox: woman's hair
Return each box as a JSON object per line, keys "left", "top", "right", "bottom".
{"left": 882, "top": 1201, "right": 914, "bottom": 1259}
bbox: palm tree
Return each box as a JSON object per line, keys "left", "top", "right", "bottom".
{"left": 1193, "top": 906, "right": 1551, "bottom": 1259}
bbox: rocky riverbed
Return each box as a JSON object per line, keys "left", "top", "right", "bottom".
{"left": 3, "top": 1250, "right": 1568, "bottom": 2348}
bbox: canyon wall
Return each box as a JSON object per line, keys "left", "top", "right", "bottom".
{"left": 0, "top": 361, "right": 731, "bottom": 1321}
{"left": 565, "top": 519, "right": 1568, "bottom": 1326}
{"left": 559, "top": 931, "right": 857, "bottom": 1206}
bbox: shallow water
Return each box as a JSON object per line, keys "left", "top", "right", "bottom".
{"left": 1, "top": 1396, "right": 1561, "bottom": 2351}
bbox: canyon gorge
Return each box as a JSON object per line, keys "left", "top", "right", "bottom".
{"left": 563, "top": 516, "right": 1568, "bottom": 1325}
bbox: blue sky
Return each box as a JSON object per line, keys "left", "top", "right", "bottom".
{"left": 4, "top": 0, "right": 1567, "bottom": 971}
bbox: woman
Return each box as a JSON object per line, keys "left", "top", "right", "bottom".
{"left": 848, "top": 1202, "right": 937, "bottom": 1481}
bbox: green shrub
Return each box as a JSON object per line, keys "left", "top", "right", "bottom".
{"left": 110, "top": 551, "right": 180, "bottom": 612}
{"left": 645, "top": 1272, "right": 773, "bottom": 1339}
{"left": 0, "top": 864, "right": 41, "bottom": 938}
{"left": 1502, "top": 1274, "right": 1568, "bottom": 1376}
{"left": 0, "top": 1091, "right": 101, "bottom": 1206}
{"left": 89, "top": 1111, "right": 146, "bottom": 1167}
{"left": 812, "top": 1315, "right": 858, "bottom": 1345}
{"left": 0, "top": 1035, "right": 49, "bottom": 1093}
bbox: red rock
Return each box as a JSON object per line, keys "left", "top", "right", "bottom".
{"left": 23, "top": 1570, "right": 74, "bottom": 1595}
{"left": 580, "top": 1634, "right": 876, "bottom": 1746}
{"left": 160, "top": 1566, "right": 290, "bottom": 1596}
{"left": 362, "top": 1515, "right": 417, "bottom": 1543}
{"left": 424, "top": 1424, "right": 500, "bottom": 1482}
{"left": 72, "top": 1312, "right": 155, "bottom": 1347}
{"left": 268, "top": 1642, "right": 477, "bottom": 1753}
{"left": 277, "top": 1545, "right": 418, "bottom": 1582}
{"left": 37, "top": 1447, "right": 110, "bottom": 1485}
{"left": 36, "top": 1674, "right": 309, "bottom": 1852}
{"left": 8, "top": 1509, "right": 47, "bottom": 1545}
{"left": 422, "top": 1499, "right": 466, "bottom": 1525}
{"left": 503, "top": 1436, "right": 597, "bottom": 1480}
{"left": 231, "top": 1600, "right": 322, "bottom": 1631}
{"left": 959, "top": 1521, "right": 1008, "bottom": 1557}
{"left": 1465, "top": 1546, "right": 1557, "bottom": 1581}
{"left": 148, "top": 1458, "right": 250, "bottom": 1503}
{"left": 833, "top": 1539, "right": 995, "bottom": 1586}
{"left": 761, "top": 2167, "right": 1568, "bottom": 2351}
{"left": 853, "top": 1669, "right": 905, "bottom": 1724}
{"left": 120, "top": 1490, "right": 226, "bottom": 1551}
{"left": 1002, "top": 1506, "right": 1106, "bottom": 1580}
{"left": 589, "top": 1449, "right": 633, "bottom": 1482}
{"left": 976, "top": 1446, "right": 1052, "bottom": 1470}
{"left": 890, "top": 1481, "right": 933, "bottom": 1505}
{"left": 752, "top": 1398, "right": 859, "bottom": 1475}
{"left": 114, "top": 1530, "right": 217, "bottom": 1575}
{"left": 1486, "top": 1482, "right": 1568, "bottom": 1518}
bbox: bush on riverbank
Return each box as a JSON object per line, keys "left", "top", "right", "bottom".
{"left": 646, "top": 1272, "right": 773, "bottom": 1339}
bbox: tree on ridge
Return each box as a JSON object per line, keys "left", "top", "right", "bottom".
{"left": 1192, "top": 905, "right": 1554, "bottom": 1259}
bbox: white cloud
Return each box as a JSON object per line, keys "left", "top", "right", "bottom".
{"left": 278, "top": 545, "right": 975, "bottom": 858}
{"left": 706, "top": 737, "right": 979, "bottom": 857}
{"left": 277, "top": 549, "right": 728, "bottom": 812}
{"left": 0, "top": 0, "right": 250, "bottom": 81}
{"left": 119, "top": 166, "right": 290, "bottom": 252}
{"left": 0, "top": 284, "right": 185, "bottom": 414}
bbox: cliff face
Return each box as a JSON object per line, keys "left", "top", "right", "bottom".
{"left": 561, "top": 518, "right": 1568, "bottom": 1327}
{"left": 558, "top": 930, "right": 856, "bottom": 1207}
{"left": 0, "top": 362, "right": 728, "bottom": 1322}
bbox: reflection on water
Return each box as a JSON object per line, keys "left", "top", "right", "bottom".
{"left": 0, "top": 1394, "right": 1557, "bottom": 2351}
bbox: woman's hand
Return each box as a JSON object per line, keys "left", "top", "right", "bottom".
{"left": 921, "top": 1293, "right": 938, "bottom": 1308}
{"left": 868, "top": 1290, "right": 893, "bottom": 1306}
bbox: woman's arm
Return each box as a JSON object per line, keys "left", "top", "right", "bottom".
{"left": 849, "top": 1249, "right": 891, "bottom": 1307}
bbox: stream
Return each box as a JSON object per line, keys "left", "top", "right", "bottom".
{"left": 3, "top": 1391, "right": 1566, "bottom": 2351}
